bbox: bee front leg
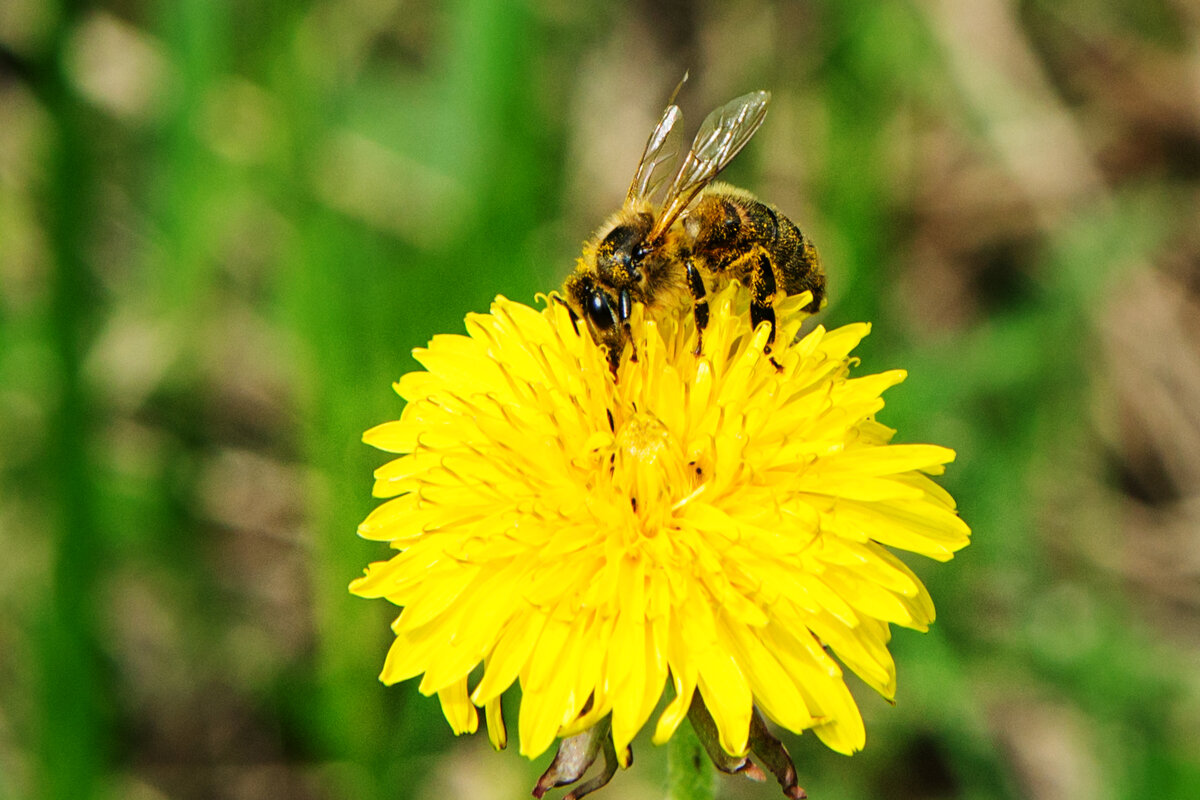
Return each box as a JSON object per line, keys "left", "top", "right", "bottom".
{"left": 749, "top": 249, "right": 784, "bottom": 371}
{"left": 685, "top": 257, "right": 710, "bottom": 356}
{"left": 552, "top": 294, "right": 582, "bottom": 336}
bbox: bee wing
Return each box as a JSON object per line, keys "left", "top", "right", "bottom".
{"left": 626, "top": 104, "right": 685, "bottom": 205}
{"left": 648, "top": 90, "right": 771, "bottom": 242}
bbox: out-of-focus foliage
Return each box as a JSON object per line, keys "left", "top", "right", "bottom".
{"left": 2, "top": 1, "right": 1199, "bottom": 799}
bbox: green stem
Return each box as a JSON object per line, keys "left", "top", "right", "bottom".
{"left": 667, "top": 721, "right": 716, "bottom": 800}
{"left": 35, "top": 3, "right": 106, "bottom": 797}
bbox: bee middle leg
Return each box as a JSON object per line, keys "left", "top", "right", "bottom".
{"left": 685, "top": 257, "right": 710, "bottom": 356}
{"left": 749, "top": 249, "right": 784, "bottom": 371}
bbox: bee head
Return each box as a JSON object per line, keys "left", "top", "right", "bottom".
{"left": 565, "top": 211, "right": 661, "bottom": 373}
{"left": 563, "top": 272, "right": 627, "bottom": 372}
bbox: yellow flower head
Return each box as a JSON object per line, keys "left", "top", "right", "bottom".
{"left": 352, "top": 284, "right": 969, "bottom": 784}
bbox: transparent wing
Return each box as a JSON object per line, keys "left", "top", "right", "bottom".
{"left": 648, "top": 90, "right": 771, "bottom": 242}
{"left": 626, "top": 104, "right": 684, "bottom": 204}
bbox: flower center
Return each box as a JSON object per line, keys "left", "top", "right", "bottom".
{"left": 612, "top": 412, "right": 689, "bottom": 530}
{"left": 615, "top": 413, "right": 670, "bottom": 464}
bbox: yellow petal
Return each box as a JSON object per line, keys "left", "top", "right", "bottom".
{"left": 485, "top": 695, "right": 507, "bottom": 750}
{"left": 438, "top": 677, "right": 478, "bottom": 735}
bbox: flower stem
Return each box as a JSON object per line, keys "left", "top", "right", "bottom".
{"left": 667, "top": 722, "right": 715, "bottom": 800}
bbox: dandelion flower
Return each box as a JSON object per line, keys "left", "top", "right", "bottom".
{"left": 351, "top": 284, "right": 970, "bottom": 797}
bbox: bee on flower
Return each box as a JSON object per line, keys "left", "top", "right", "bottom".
{"left": 351, "top": 87, "right": 970, "bottom": 800}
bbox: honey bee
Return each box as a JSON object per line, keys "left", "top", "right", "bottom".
{"left": 562, "top": 86, "right": 825, "bottom": 373}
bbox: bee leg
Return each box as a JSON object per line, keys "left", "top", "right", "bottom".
{"left": 685, "top": 258, "right": 710, "bottom": 356}
{"left": 749, "top": 250, "right": 784, "bottom": 371}
{"left": 552, "top": 295, "right": 582, "bottom": 336}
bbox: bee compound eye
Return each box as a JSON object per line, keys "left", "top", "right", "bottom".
{"left": 588, "top": 291, "right": 616, "bottom": 330}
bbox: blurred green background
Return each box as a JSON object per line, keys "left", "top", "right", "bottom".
{"left": 3, "top": 0, "right": 1199, "bottom": 798}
